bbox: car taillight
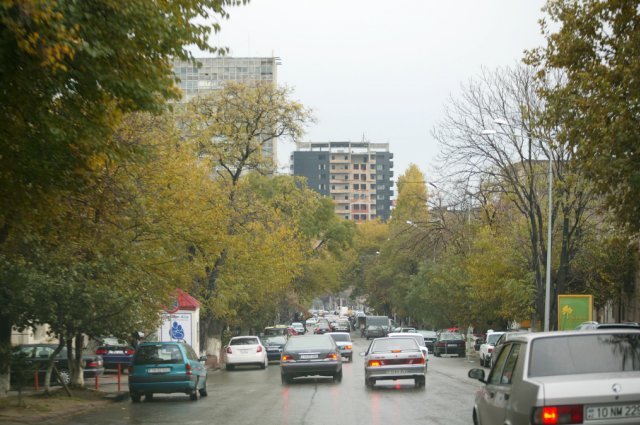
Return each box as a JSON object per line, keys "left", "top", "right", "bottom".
{"left": 368, "top": 360, "right": 382, "bottom": 367}
{"left": 87, "top": 361, "right": 98, "bottom": 367}
{"left": 532, "top": 405, "right": 584, "bottom": 424}
{"left": 326, "top": 353, "right": 337, "bottom": 360}
{"left": 95, "top": 349, "right": 107, "bottom": 355}
{"left": 186, "top": 363, "right": 192, "bottom": 376}
{"left": 125, "top": 349, "right": 135, "bottom": 355}
{"left": 226, "top": 346, "right": 232, "bottom": 354}
{"left": 488, "top": 348, "right": 493, "bottom": 353}
{"left": 409, "top": 357, "right": 425, "bottom": 365}
{"left": 256, "top": 346, "right": 263, "bottom": 353}
{"left": 345, "top": 345, "right": 352, "bottom": 350}
{"left": 436, "top": 342, "right": 445, "bottom": 347}
{"left": 281, "top": 355, "right": 293, "bottom": 362}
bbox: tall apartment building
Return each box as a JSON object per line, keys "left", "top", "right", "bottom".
{"left": 172, "top": 56, "right": 279, "bottom": 166}
{"left": 291, "top": 141, "right": 394, "bottom": 222}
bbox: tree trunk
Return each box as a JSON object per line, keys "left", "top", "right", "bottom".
{"left": 0, "top": 319, "right": 12, "bottom": 397}
{"left": 44, "top": 340, "right": 65, "bottom": 394}
{"left": 68, "top": 334, "right": 85, "bottom": 388}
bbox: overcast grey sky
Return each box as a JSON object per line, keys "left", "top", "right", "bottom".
{"left": 210, "top": 0, "right": 547, "bottom": 181}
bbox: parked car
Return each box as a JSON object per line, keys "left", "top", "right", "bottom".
{"left": 224, "top": 336, "right": 268, "bottom": 370}
{"left": 433, "top": 332, "right": 466, "bottom": 357}
{"left": 363, "top": 325, "right": 387, "bottom": 340}
{"left": 468, "top": 329, "right": 640, "bottom": 425}
{"left": 327, "top": 332, "right": 353, "bottom": 362}
{"left": 290, "top": 322, "right": 306, "bottom": 334}
{"left": 14, "top": 343, "right": 104, "bottom": 386}
{"left": 362, "top": 336, "right": 426, "bottom": 389}
{"left": 305, "top": 317, "right": 317, "bottom": 326}
{"left": 128, "top": 341, "right": 208, "bottom": 402}
{"left": 261, "top": 335, "right": 287, "bottom": 362}
{"left": 95, "top": 337, "right": 135, "bottom": 370}
{"left": 394, "top": 327, "right": 417, "bottom": 333}
{"left": 479, "top": 331, "right": 505, "bottom": 367}
{"left": 417, "top": 330, "right": 438, "bottom": 352}
{"left": 280, "top": 334, "right": 342, "bottom": 384}
{"left": 577, "top": 321, "right": 640, "bottom": 331}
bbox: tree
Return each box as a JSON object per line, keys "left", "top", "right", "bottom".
{"left": 527, "top": 0, "right": 640, "bottom": 232}
{"left": 0, "top": 0, "right": 244, "bottom": 394}
{"left": 433, "top": 65, "right": 595, "bottom": 330}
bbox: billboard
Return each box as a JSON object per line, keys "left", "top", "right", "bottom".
{"left": 159, "top": 312, "right": 194, "bottom": 346}
{"left": 558, "top": 295, "right": 593, "bottom": 331}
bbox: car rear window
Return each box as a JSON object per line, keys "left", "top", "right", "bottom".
{"left": 329, "top": 334, "right": 351, "bottom": 342}
{"left": 439, "top": 332, "right": 463, "bottom": 340}
{"left": 371, "top": 338, "right": 419, "bottom": 353}
{"left": 134, "top": 344, "right": 184, "bottom": 365}
{"left": 529, "top": 333, "right": 640, "bottom": 377}
{"left": 487, "top": 333, "right": 504, "bottom": 344}
{"left": 286, "top": 336, "right": 333, "bottom": 350}
{"left": 230, "top": 337, "right": 260, "bottom": 346}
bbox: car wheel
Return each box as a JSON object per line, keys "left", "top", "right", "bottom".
{"left": 365, "top": 378, "right": 375, "bottom": 388}
{"left": 145, "top": 393, "right": 153, "bottom": 401}
{"left": 333, "top": 370, "right": 343, "bottom": 383}
{"left": 225, "top": 364, "right": 235, "bottom": 371}
{"left": 130, "top": 393, "right": 141, "bottom": 403}
{"left": 199, "top": 378, "right": 208, "bottom": 397}
{"left": 473, "top": 409, "right": 480, "bottom": 425}
{"left": 56, "top": 368, "right": 71, "bottom": 386}
{"left": 281, "top": 373, "right": 291, "bottom": 385}
{"left": 260, "top": 358, "right": 267, "bottom": 369}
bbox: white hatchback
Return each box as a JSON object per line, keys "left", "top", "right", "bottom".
{"left": 225, "top": 336, "right": 268, "bottom": 370}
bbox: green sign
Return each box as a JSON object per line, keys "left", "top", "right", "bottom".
{"left": 558, "top": 295, "right": 593, "bottom": 331}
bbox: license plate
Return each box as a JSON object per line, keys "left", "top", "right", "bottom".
{"left": 386, "top": 369, "right": 410, "bottom": 375}
{"left": 587, "top": 404, "right": 640, "bottom": 420}
{"left": 300, "top": 354, "right": 318, "bottom": 360}
{"left": 147, "top": 367, "right": 170, "bottom": 373}
{"left": 110, "top": 350, "right": 124, "bottom": 354}
{"left": 447, "top": 344, "right": 458, "bottom": 347}
{"left": 239, "top": 349, "right": 249, "bottom": 354}
{"left": 267, "top": 347, "right": 279, "bottom": 351}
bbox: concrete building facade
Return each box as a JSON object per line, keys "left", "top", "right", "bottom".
{"left": 172, "top": 56, "right": 279, "bottom": 167}
{"left": 291, "top": 141, "right": 394, "bottom": 222}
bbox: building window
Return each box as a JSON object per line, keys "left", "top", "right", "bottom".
{"left": 362, "top": 164, "right": 367, "bottom": 170}
{"left": 344, "top": 205, "right": 349, "bottom": 210}
{"left": 370, "top": 184, "right": 376, "bottom": 189}
{"left": 377, "top": 194, "right": 384, "bottom": 200}
{"left": 344, "top": 185, "right": 349, "bottom": 190}
{"left": 332, "top": 165, "right": 336, "bottom": 170}
{"left": 344, "top": 195, "right": 348, "bottom": 200}
{"left": 319, "top": 154, "right": 326, "bottom": 160}
{"left": 345, "top": 215, "right": 349, "bottom": 220}
{"left": 331, "top": 185, "right": 335, "bottom": 190}
{"left": 371, "top": 214, "right": 376, "bottom": 219}
{"left": 361, "top": 174, "right": 366, "bottom": 180}
{"left": 354, "top": 184, "right": 359, "bottom": 190}
{"left": 331, "top": 155, "right": 335, "bottom": 160}
{"left": 354, "top": 164, "right": 359, "bottom": 170}
{"left": 344, "top": 155, "right": 348, "bottom": 160}
{"left": 354, "top": 174, "right": 359, "bottom": 180}
{"left": 376, "top": 164, "right": 384, "bottom": 171}
{"left": 377, "top": 184, "right": 385, "bottom": 190}
{"left": 353, "top": 204, "right": 360, "bottom": 211}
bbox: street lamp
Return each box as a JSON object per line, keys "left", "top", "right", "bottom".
{"left": 482, "top": 120, "right": 553, "bottom": 332}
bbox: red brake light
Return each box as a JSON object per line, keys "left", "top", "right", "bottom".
{"left": 281, "top": 355, "right": 293, "bottom": 362}
{"left": 257, "top": 346, "right": 263, "bottom": 353}
{"left": 326, "top": 353, "right": 337, "bottom": 360}
{"left": 369, "top": 360, "right": 382, "bottom": 367}
{"left": 410, "top": 357, "right": 425, "bottom": 365}
{"left": 532, "top": 405, "right": 583, "bottom": 424}
{"left": 226, "top": 346, "right": 232, "bottom": 354}
{"left": 345, "top": 345, "right": 352, "bottom": 350}
{"left": 186, "top": 363, "right": 192, "bottom": 376}
{"left": 96, "top": 349, "right": 107, "bottom": 355}
{"left": 87, "top": 361, "right": 98, "bottom": 367}
{"left": 125, "top": 349, "right": 135, "bottom": 355}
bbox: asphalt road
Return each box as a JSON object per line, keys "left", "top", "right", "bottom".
{"left": 44, "top": 334, "right": 484, "bottom": 425}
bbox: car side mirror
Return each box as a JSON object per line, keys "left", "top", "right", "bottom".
{"left": 468, "top": 368, "right": 486, "bottom": 383}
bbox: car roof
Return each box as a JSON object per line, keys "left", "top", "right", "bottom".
{"left": 504, "top": 329, "right": 640, "bottom": 344}
{"left": 327, "top": 332, "right": 350, "bottom": 336}
{"left": 230, "top": 335, "right": 260, "bottom": 340}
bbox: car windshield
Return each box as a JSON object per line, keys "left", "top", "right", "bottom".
{"left": 329, "top": 334, "right": 351, "bottom": 342}
{"left": 286, "top": 336, "right": 333, "bottom": 350}
{"left": 264, "top": 328, "right": 286, "bottom": 336}
{"left": 487, "top": 333, "right": 503, "bottom": 344}
{"left": 371, "top": 338, "right": 419, "bottom": 353}
{"left": 230, "top": 337, "right": 260, "bottom": 346}
{"left": 391, "top": 334, "right": 423, "bottom": 346}
{"left": 134, "top": 344, "right": 184, "bottom": 365}
{"left": 261, "top": 336, "right": 286, "bottom": 345}
{"left": 439, "top": 332, "right": 463, "bottom": 341}
{"left": 418, "top": 331, "right": 437, "bottom": 339}
{"left": 529, "top": 333, "right": 640, "bottom": 377}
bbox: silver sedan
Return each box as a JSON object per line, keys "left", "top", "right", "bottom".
{"left": 361, "top": 337, "right": 426, "bottom": 389}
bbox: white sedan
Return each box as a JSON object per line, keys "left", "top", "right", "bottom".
{"left": 225, "top": 336, "right": 268, "bottom": 370}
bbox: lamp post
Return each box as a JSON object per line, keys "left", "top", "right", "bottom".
{"left": 482, "top": 121, "right": 553, "bottom": 332}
